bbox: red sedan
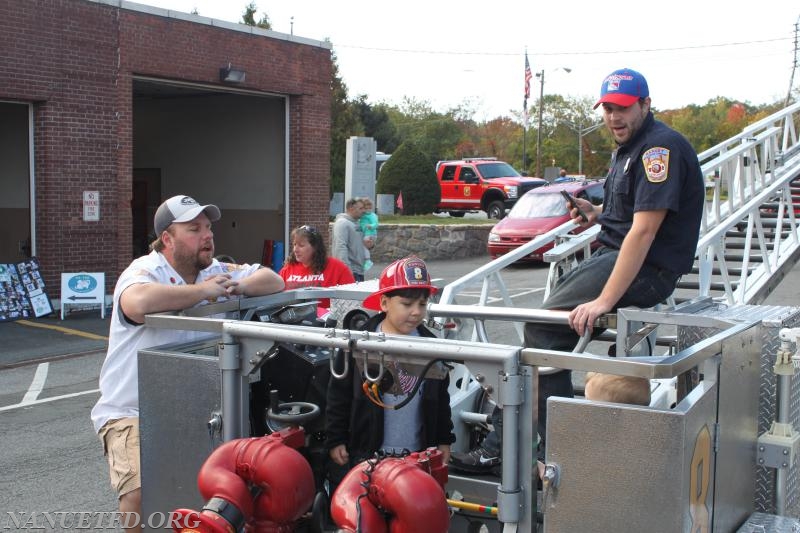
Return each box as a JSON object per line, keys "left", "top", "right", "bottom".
{"left": 487, "top": 180, "right": 605, "bottom": 262}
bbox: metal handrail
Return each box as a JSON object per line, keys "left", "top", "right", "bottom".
{"left": 520, "top": 321, "right": 752, "bottom": 379}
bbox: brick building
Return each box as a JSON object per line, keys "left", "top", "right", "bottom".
{"left": 0, "top": 0, "right": 332, "bottom": 299}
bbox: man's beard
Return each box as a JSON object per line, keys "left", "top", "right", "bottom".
{"left": 174, "top": 241, "right": 214, "bottom": 273}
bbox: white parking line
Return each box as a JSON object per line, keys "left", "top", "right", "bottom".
{"left": 0, "top": 388, "right": 100, "bottom": 413}
{"left": 487, "top": 287, "right": 545, "bottom": 303}
{"left": 22, "top": 362, "right": 49, "bottom": 403}
{"left": 458, "top": 287, "right": 545, "bottom": 304}
{"left": 1, "top": 361, "right": 101, "bottom": 413}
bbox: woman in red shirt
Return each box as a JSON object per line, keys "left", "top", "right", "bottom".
{"left": 279, "top": 225, "right": 355, "bottom": 311}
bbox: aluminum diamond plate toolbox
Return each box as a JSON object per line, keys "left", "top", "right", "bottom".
{"left": 677, "top": 303, "right": 800, "bottom": 516}
{"left": 737, "top": 511, "right": 800, "bottom": 532}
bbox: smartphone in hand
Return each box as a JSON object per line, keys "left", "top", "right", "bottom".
{"left": 560, "top": 190, "right": 588, "bottom": 222}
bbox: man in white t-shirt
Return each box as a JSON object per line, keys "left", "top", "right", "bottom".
{"left": 90, "top": 195, "right": 284, "bottom": 530}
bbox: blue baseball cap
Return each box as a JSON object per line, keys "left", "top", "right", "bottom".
{"left": 593, "top": 68, "right": 649, "bottom": 109}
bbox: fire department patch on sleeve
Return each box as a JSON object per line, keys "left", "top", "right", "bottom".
{"left": 642, "top": 147, "right": 669, "bottom": 183}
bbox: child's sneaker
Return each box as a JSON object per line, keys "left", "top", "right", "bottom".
{"left": 364, "top": 259, "right": 374, "bottom": 272}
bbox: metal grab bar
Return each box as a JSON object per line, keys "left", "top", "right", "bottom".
{"left": 361, "top": 350, "right": 385, "bottom": 383}
{"left": 429, "top": 303, "right": 608, "bottom": 374}
{"left": 329, "top": 345, "right": 350, "bottom": 380}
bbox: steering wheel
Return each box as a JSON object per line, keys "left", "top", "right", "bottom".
{"left": 267, "top": 401, "right": 321, "bottom": 425}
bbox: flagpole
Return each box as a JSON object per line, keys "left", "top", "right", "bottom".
{"left": 523, "top": 51, "right": 531, "bottom": 173}
{"left": 522, "top": 119, "right": 527, "bottom": 172}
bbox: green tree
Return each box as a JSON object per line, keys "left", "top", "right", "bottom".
{"left": 535, "top": 96, "right": 605, "bottom": 175}
{"left": 241, "top": 2, "right": 271, "bottom": 29}
{"left": 387, "top": 98, "right": 465, "bottom": 162}
{"left": 377, "top": 141, "right": 440, "bottom": 215}
{"left": 355, "top": 99, "right": 401, "bottom": 154}
{"left": 330, "top": 49, "right": 364, "bottom": 194}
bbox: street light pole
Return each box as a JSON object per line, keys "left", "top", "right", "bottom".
{"left": 535, "top": 70, "right": 544, "bottom": 179}
{"left": 563, "top": 120, "right": 604, "bottom": 175}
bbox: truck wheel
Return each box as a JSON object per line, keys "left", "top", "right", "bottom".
{"left": 487, "top": 201, "right": 505, "bottom": 220}
{"left": 448, "top": 211, "right": 465, "bottom": 218}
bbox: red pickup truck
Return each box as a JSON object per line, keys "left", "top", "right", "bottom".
{"left": 435, "top": 158, "right": 547, "bottom": 219}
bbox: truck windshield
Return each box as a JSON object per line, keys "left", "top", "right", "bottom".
{"left": 477, "top": 162, "right": 521, "bottom": 179}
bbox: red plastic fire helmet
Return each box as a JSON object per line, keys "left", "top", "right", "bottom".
{"left": 362, "top": 256, "right": 438, "bottom": 310}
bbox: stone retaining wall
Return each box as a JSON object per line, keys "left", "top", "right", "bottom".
{"left": 328, "top": 224, "right": 492, "bottom": 261}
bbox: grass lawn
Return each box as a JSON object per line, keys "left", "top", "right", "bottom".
{"left": 376, "top": 214, "right": 495, "bottom": 225}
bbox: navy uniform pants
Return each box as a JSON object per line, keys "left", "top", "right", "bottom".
{"left": 479, "top": 246, "right": 679, "bottom": 457}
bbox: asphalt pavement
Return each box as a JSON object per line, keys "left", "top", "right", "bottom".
{"left": 0, "top": 309, "right": 111, "bottom": 369}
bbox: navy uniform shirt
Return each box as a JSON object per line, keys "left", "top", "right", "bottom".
{"left": 598, "top": 112, "right": 704, "bottom": 275}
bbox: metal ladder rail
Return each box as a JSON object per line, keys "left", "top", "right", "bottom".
{"left": 697, "top": 146, "right": 800, "bottom": 304}
{"left": 438, "top": 217, "right": 587, "bottom": 305}
{"left": 697, "top": 101, "right": 800, "bottom": 231}
{"left": 697, "top": 129, "right": 788, "bottom": 295}
{"left": 438, "top": 219, "right": 592, "bottom": 344}
{"left": 700, "top": 126, "right": 782, "bottom": 230}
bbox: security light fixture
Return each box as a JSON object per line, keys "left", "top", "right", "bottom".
{"left": 220, "top": 63, "right": 246, "bottom": 84}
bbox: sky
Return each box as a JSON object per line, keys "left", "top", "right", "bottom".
{"left": 135, "top": 0, "right": 799, "bottom": 121}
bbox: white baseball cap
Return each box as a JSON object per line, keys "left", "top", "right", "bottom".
{"left": 154, "top": 195, "right": 221, "bottom": 235}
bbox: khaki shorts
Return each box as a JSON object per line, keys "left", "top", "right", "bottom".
{"left": 98, "top": 417, "right": 141, "bottom": 497}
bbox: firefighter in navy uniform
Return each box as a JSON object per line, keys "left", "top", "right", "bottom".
{"left": 451, "top": 67, "right": 705, "bottom": 473}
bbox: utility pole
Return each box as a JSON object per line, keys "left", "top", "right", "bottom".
{"left": 564, "top": 121, "right": 604, "bottom": 174}
{"left": 535, "top": 70, "right": 545, "bottom": 179}
{"left": 786, "top": 14, "right": 799, "bottom": 107}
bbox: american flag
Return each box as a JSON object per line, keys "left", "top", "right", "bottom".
{"left": 524, "top": 52, "right": 532, "bottom": 124}
{"left": 524, "top": 53, "right": 532, "bottom": 104}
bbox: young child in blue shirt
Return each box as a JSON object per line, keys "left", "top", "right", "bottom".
{"left": 358, "top": 197, "right": 379, "bottom": 272}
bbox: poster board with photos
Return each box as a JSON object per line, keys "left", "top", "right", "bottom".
{"left": 0, "top": 258, "right": 54, "bottom": 322}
